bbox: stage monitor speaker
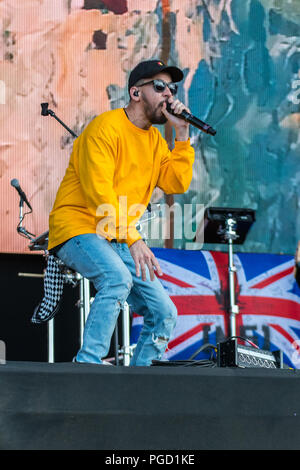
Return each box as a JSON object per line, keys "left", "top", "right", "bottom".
{"left": 217, "top": 339, "right": 283, "bottom": 369}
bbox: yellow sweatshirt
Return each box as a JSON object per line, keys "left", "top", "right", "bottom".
{"left": 48, "top": 108, "right": 195, "bottom": 250}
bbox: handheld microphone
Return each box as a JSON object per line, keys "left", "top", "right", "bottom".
{"left": 166, "top": 102, "right": 216, "bottom": 136}
{"left": 11, "top": 179, "right": 33, "bottom": 211}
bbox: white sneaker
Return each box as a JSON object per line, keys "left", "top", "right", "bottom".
{"left": 72, "top": 357, "right": 114, "bottom": 365}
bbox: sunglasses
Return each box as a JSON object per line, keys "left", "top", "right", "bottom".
{"left": 137, "top": 79, "right": 178, "bottom": 96}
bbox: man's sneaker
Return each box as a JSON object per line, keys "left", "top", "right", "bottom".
{"left": 72, "top": 357, "right": 114, "bottom": 365}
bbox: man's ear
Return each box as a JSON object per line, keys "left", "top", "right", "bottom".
{"left": 130, "top": 87, "right": 140, "bottom": 100}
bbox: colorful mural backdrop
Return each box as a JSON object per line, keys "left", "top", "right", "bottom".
{"left": 1, "top": 0, "right": 300, "bottom": 254}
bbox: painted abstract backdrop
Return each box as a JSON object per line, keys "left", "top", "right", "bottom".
{"left": 0, "top": 0, "right": 300, "bottom": 254}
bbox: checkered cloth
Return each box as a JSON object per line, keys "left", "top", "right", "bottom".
{"left": 31, "top": 255, "right": 65, "bottom": 324}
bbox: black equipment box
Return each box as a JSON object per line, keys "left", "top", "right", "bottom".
{"left": 217, "top": 339, "right": 283, "bottom": 369}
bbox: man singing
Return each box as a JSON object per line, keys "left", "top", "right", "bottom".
{"left": 48, "top": 59, "right": 195, "bottom": 365}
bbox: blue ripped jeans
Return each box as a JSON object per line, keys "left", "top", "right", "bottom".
{"left": 56, "top": 234, "right": 177, "bottom": 365}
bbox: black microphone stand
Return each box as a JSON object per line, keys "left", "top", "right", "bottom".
{"left": 16, "top": 194, "right": 35, "bottom": 240}
{"left": 41, "top": 103, "right": 78, "bottom": 138}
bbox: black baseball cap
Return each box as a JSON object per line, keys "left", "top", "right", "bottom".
{"left": 128, "top": 59, "right": 184, "bottom": 93}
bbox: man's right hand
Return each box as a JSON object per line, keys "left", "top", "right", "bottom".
{"left": 129, "top": 239, "right": 163, "bottom": 281}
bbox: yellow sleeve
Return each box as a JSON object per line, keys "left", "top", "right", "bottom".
{"left": 77, "top": 128, "right": 142, "bottom": 246}
{"left": 156, "top": 138, "right": 195, "bottom": 194}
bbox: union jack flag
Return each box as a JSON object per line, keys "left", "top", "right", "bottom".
{"left": 130, "top": 248, "right": 300, "bottom": 368}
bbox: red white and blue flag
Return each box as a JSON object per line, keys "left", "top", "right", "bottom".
{"left": 130, "top": 249, "right": 300, "bottom": 368}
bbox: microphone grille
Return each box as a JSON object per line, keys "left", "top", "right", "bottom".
{"left": 10, "top": 178, "right": 19, "bottom": 187}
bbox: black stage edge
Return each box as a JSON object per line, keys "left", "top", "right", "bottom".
{"left": 0, "top": 362, "right": 300, "bottom": 450}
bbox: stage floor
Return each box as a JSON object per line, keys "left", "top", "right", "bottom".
{"left": 0, "top": 361, "right": 299, "bottom": 450}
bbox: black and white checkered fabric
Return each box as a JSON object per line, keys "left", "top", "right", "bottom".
{"left": 31, "top": 255, "right": 64, "bottom": 324}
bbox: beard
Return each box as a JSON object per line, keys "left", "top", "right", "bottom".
{"left": 151, "top": 111, "right": 168, "bottom": 125}
{"left": 142, "top": 94, "right": 168, "bottom": 125}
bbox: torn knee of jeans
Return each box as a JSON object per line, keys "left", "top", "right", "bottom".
{"left": 153, "top": 334, "right": 168, "bottom": 342}
{"left": 152, "top": 334, "right": 169, "bottom": 347}
{"left": 152, "top": 334, "right": 169, "bottom": 359}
